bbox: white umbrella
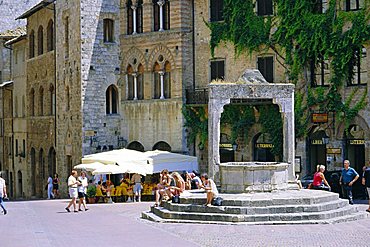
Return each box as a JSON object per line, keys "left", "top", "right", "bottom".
{"left": 92, "top": 164, "right": 127, "bottom": 175}
{"left": 74, "top": 162, "right": 105, "bottom": 171}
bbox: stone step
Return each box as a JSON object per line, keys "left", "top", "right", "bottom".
{"left": 179, "top": 192, "right": 340, "bottom": 207}
{"left": 150, "top": 205, "right": 360, "bottom": 223}
{"left": 141, "top": 210, "right": 368, "bottom": 225}
{"left": 162, "top": 199, "right": 349, "bottom": 215}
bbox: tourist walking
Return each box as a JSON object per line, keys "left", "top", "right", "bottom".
{"left": 65, "top": 170, "right": 81, "bottom": 213}
{"left": 362, "top": 161, "right": 370, "bottom": 213}
{"left": 77, "top": 171, "right": 89, "bottom": 211}
{"left": 46, "top": 175, "right": 54, "bottom": 199}
{"left": 200, "top": 173, "right": 218, "bottom": 206}
{"left": 0, "top": 172, "right": 7, "bottom": 215}
{"left": 52, "top": 173, "right": 60, "bottom": 199}
{"left": 131, "top": 173, "right": 142, "bottom": 202}
{"left": 340, "top": 160, "right": 359, "bottom": 205}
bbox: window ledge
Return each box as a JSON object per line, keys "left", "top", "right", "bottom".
{"left": 103, "top": 41, "right": 116, "bottom": 45}
{"left": 106, "top": 113, "right": 120, "bottom": 117}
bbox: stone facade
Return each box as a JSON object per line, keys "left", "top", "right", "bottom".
{"left": 25, "top": 5, "right": 56, "bottom": 198}
{"left": 119, "top": 0, "right": 193, "bottom": 153}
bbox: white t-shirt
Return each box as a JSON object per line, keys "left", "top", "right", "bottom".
{"left": 68, "top": 175, "right": 77, "bottom": 188}
{"left": 0, "top": 178, "right": 5, "bottom": 197}
{"left": 205, "top": 179, "right": 218, "bottom": 196}
{"left": 47, "top": 177, "right": 53, "bottom": 186}
{"left": 77, "top": 176, "right": 88, "bottom": 193}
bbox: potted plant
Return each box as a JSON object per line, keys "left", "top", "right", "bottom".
{"left": 86, "top": 185, "right": 96, "bottom": 204}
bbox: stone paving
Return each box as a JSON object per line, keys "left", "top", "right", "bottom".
{"left": 0, "top": 199, "right": 369, "bottom": 247}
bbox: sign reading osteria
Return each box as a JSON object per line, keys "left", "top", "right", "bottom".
{"left": 256, "top": 143, "right": 274, "bottom": 148}
{"left": 349, "top": 139, "right": 365, "bottom": 145}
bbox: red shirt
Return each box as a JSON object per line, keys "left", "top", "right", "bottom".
{"left": 312, "top": 172, "right": 323, "bottom": 186}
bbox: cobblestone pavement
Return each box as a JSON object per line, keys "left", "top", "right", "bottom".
{"left": 0, "top": 199, "right": 369, "bottom": 247}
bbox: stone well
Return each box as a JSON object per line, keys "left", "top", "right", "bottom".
{"left": 208, "top": 69, "right": 296, "bottom": 189}
{"left": 219, "top": 162, "right": 289, "bottom": 193}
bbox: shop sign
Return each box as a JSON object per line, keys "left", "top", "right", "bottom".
{"left": 311, "top": 139, "right": 324, "bottom": 145}
{"left": 256, "top": 143, "right": 274, "bottom": 148}
{"left": 349, "top": 139, "right": 365, "bottom": 145}
{"left": 326, "top": 148, "right": 341, "bottom": 154}
{"left": 85, "top": 130, "right": 96, "bottom": 137}
{"left": 219, "top": 143, "right": 232, "bottom": 148}
{"left": 312, "top": 113, "right": 328, "bottom": 123}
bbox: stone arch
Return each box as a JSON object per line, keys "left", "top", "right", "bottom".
{"left": 122, "top": 47, "right": 147, "bottom": 72}
{"left": 152, "top": 141, "right": 171, "bottom": 151}
{"left": 127, "top": 141, "right": 145, "bottom": 152}
{"left": 148, "top": 44, "right": 175, "bottom": 70}
{"left": 336, "top": 115, "right": 370, "bottom": 139}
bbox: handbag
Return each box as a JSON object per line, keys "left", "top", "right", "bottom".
{"left": 212, "top": 197, "right": 223, "bottom": 206}
{"left": 172, "top": 195, "right": 180, "bottom": 204}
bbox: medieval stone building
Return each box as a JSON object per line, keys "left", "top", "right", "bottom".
{"left": 0, "top": 0, "right": 369, "bottom": 198}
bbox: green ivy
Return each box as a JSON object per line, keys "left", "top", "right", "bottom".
{"left": 182, "top": 106, "right": 208, "bottom": 150}
{"left": 258, "top": 105, "right": 283, "bottom": 159}
{"left": 220, "top": 105, "right": 256, "bottom": 142}
{"left": 209, "top": 0, "right": 370, "bottom": 135}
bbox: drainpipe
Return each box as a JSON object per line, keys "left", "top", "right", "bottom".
{"left": 53, "top": 1, "right": 57, "bottom": 174}
{"left": 191, "top": 0, "right": 195, "bottom": 91}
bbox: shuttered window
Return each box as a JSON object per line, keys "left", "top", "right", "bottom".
{"left": 257, "top": 56, "right": 274, "bottom": 83}
{"left": 210, "top": 0, "right": 223, "bottom": 22}
{"left": 210, "top": 60, "right": 225, "bottom": 81}
{"left": 257, "top": 0, "right": 273, "bottom": 16}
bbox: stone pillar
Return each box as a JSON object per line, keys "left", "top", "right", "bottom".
{"left": 132, "top": 5, "right": 137, "bottom": 34}
{"left": 158, "top": 0, "right": 165, "bottom": 31}
{"left": 159, "top": 71, "right": 165, "bottom": 99}
{"left": 273, "top": 97, "right": 295, "bottom": 183}
{"left": 208, "top": 97, "right": 230, "bottom": 183}
{"left": 133, "top": 73, "right": 138, "bottom": 100}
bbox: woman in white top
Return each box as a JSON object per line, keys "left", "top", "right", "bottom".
{"left": 65, "top": 170, "right": 81, "bottom": 213}
{"left": 200, "top": 173, "right": 218, "bottom": 206}
{"left": 77, "top": 171, "right": 89, "bottom": 211}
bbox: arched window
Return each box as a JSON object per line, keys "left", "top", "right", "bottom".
{"left": 48, "top": 147, "right": 56, "bottom": 176}
{"left": 17, "top": 170, "right": 23, "bottom": 198}
{"left": 127, "top": 141, "right": 145, "bottom": 151}
{"left": 29, "top": 30, "right": 35, "bottom": 58}
{"left": 127, "top": 64, "right": 144, "bottom": 100}
{"left": 37, "top": 26, "right": 44, "bottom": 55}
{"left": 127, "top": 0, "right": 143, "bottom": 34}
{"left": 65, "top": 86, "right": 70, "bottom": 111}
{"left": 39, "top": 86, "right": 44, "bottom": 116}
{"left": 153, "top": 62, "right": 161, "bottom": 99}
{"left": 30, "top": 88, "right": 35, "bottom": 116}
{"left": 164, "top": 61, "right": 171, "bottom": 98}
{"left": 106, "top": 85, "right": 118, "bottom": 114}
{"left": 103, "top": 18, "right": 114, "bottom": 42}
{"left": 15, "top": 96, "right": 18, "bottom": 117}
{"left": 49, "top": 84, "right": 55, "bottom": 115}
{"left": 153, "top": 0, "right": 170, "bottom": 31}
{"left": 152, "top": 141, "right": 171, "bottom": 151}
{"left": 47, "top": 20, "right": 54, "bottom": 52}
{"left": 137, "top": 64, "right": 144, "bottom": 99}
{"left": 153, "top": 59, "right": 171, "bottom": 99}
{"left": 127, "top": 65, "right": 134, "bottom": 100}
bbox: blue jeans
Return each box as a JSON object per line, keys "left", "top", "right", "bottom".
{"left": 0, "top": 197, "right": 6, "bottom": 212}
{"left": 342, "top": 184, "right": 353, "bottom": 203}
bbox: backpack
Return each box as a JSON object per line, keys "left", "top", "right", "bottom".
{"left": 212, "top": 197, "right": 223, "bottom": 206}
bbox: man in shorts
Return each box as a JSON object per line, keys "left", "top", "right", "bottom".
{"left": 65, "top": 170, "right": 81, "bottom": 213}
{"left": 131, "top": 173, "right": 142, "bottom": 202}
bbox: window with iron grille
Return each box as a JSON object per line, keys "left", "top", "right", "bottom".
{"left": 210, "top": 0, "right": 224, "bottom": 22}
{"left": 210, "top": 60, "right": 225, "bottom": 81}
{"left": 257, "top": 56, "right": 274, "bottom": 83}
{"left": 257, "top": 0, "right": 273, "bottom": 16}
